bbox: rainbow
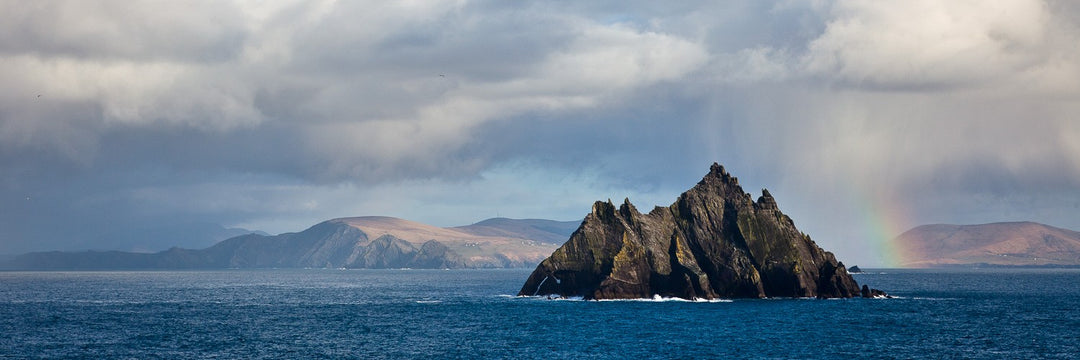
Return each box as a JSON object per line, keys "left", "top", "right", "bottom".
{"left": 849, "top": 188, "right": 915, "bottom": 267}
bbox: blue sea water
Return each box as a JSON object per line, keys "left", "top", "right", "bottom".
{"left": 2, "top": 269, "right": 1079, "bottom": 359}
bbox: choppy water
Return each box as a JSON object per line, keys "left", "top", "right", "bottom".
{"left": 2, "top": 268, "right": 1079, "bottom": 359}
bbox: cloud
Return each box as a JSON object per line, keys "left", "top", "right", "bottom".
{"left": 2, "top": 1, "right": 1079, "bottom": 267}
{"left": 803, "top": 0, "right": 1060, "bottom": 90}
{"left": 784, "top": 1, "right": 1080, "bottom": 199}
{"left": 0, "top": 1, "right": 247, "bottom": 61}
{"left": 292, "top": 12, "right": 709, "bottom": 181}
{"left": 1, "top": 1, "right": 709, "bottom": 182}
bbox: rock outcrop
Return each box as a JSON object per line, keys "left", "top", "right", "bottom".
{"left": 519, "top": 163, "right": 881, "bottom": 300}
{"left": 861, "top": 285, "right": 891, "bottom": 298}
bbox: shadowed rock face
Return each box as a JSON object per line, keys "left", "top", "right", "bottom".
{"left": 518, "top": 163, "right": 865, "bottom": 300}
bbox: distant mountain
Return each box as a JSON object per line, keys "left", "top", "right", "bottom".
{"left": 453, "top": 218, "right": 578, "bottom": 244}
{"left": 2, "top": 217, "right": 577, "bottom": 270}
{"left": 893, "top": 222, "right": 1080, "bottom": 267}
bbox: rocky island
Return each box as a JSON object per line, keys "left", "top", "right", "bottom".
{"left": 519, "top": 163, "right": 885, "bottom": 300}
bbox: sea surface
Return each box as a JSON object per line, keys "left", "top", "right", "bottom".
{"left": 2, "top": 268, "right": 1079, "bottom": 359}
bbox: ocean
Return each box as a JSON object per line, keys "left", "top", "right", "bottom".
{"left": 2, "top": 268, "right": 1078, "bottom": 359}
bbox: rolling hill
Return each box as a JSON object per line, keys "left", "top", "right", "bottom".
{"left": 892, "top": 222, "right": 1080, "bottom": 267}
{"left": 2, "top": 217, "right": 579, "bottom": 270}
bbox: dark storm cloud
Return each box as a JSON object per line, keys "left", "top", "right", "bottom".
{"left": 1, "top": 0, "right": 1078, "bottom": 266}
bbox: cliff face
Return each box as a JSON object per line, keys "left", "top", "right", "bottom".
{"left": 519, "top": 163, "right": 863, "bottom": 300}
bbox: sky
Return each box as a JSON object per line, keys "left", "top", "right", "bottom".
{"left": 2, "top": 0, "right": 1079, "bottom": 266}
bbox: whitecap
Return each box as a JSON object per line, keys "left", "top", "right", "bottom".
{"left": 550, "top": 295, "right": 585, "bottom": 301}
{"left": 598, "top": 295, "right": 732, "bottom": 303}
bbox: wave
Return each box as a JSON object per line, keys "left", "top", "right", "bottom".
{"left": 503, "top": 294, "right": 580, "bottom": 301}
{"left": 598, "top": 295, "right": 733, "bottom": 303}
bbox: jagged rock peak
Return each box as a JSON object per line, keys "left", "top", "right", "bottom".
{"left": 619, "top": 197, "right": 637, "bottom": 214}
{"left": 704, "top": 162, "right": 738, "bottom": 186}
{"left": 519, "top": 162, "right": 884, "bottom": 300}
{"left": 591, "top": 199, "right": 617, "bottom": 218}
{"left": 757, "top": 188, "right": 778, "bottom": 210}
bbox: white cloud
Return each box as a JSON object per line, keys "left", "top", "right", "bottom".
{"left": 537, "top": 23, "right": 709, "bottom": 91}
{"left": 0, "top": 1, "right": 247, "bottom": 61}
{"left": 803, "top": 0, "right": 1055, "bottom": 90}
{"left": 0, "top": 56, "right": 262, "bottom": 131}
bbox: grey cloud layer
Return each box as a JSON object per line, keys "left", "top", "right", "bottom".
{"left": 2, "top": 0, "right": 1078, "bottom": 265}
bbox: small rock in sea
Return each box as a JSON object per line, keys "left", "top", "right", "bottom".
{"left": 860, "top": 285, "right": 892, "bottom": 298}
